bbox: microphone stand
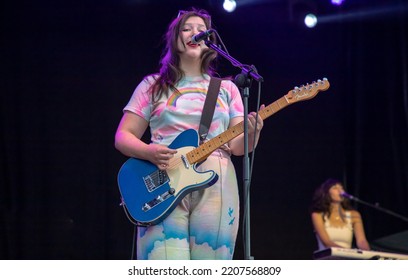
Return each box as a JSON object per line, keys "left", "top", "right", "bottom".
{"left": 204, "top": 40, "right": 264, "bottom": 260}
{"left": 204, "top": 40, "right": 264, "bottom": 83}
{"left": 348, "top": 195, "right": 408, "bottom": 223}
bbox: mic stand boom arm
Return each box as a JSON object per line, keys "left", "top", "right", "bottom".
{"left": 204, "top": 40, "right": 264, "bottom": 83}
{"left": 350, "top": 196, "right": 408, "bottom": 223}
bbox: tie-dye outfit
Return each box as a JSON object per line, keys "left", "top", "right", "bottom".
{"left": 123, "top": 74, "right": 244, "bottom": 259}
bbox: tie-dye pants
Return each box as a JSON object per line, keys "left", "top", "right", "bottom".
{"left": 136, "top": 149, "right": 239, "bottom": 259}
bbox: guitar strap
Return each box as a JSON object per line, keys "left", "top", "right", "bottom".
{"left": 198, "top": 77, "right": 222, "bottom": 144}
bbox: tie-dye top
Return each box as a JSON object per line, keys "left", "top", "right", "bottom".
{"left": 124, "top": 74, "right": 244, "bottom": 146}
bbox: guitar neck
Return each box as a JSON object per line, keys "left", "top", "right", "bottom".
{"left": 186, "top": 95, "right": 290, "bottom": 164}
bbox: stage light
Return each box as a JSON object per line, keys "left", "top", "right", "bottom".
{"left": 304, "top": 13, "right": 317, "bottom": 28}
{"left": 223, "top": 0, "right": 237, "bottom": 13}
{"left": 289, "top": 0, "right": 318, "bottom": 28}
{"left": 331, "top": 0, "right": 345, "bottom": 6}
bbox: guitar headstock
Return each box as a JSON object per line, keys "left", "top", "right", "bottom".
{"left": 285, "top": 78, "right": 330, "bottom": 104}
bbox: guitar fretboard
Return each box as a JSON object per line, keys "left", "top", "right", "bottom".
{"left": 186, "top": 95, "right": 290, "bottom": 164}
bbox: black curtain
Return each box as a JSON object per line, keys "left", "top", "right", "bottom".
{"left": 343, "top": 4, "right": 408, "bottom": 247}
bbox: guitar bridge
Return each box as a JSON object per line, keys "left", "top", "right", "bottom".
{"left": 143, "top": 170, "right": 170, "bottom": 192}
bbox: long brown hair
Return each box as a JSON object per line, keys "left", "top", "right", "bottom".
{"left": 309, "top": 178, "right": 354, "bottom": 217}
{"left": 148, "top": 8, "right": 218, "bottom": 102}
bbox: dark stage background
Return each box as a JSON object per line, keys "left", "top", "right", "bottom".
{"left": 1, "top": 0, "right": 407, "bottom": 260}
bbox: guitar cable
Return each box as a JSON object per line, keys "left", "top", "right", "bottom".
{"left": 130, "top": 224, "right": 139, "bottom": 260}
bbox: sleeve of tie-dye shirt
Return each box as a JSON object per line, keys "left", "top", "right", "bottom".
{"left": 123, "top": 77, "right": 154, "bottom": 121}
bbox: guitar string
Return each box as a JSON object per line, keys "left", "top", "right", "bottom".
{"left": 167, "top": 156, "right": 182, "bottom": 170}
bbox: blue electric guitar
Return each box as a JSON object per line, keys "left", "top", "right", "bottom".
{"left": 117, "top": 78, "right": 330, "bottom": 225}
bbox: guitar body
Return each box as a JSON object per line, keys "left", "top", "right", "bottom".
{"left": 117, "top": 129, "right": 219, "bottom": 225}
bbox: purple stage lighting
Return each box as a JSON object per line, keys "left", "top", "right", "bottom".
{"left": 331, "top": 0, "right": 345, "bottom": 5}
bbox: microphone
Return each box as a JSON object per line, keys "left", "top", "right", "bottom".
{"left": 341, "top": 192, "right": 356, "bottom": 200}
{"left": 191, "top": 29, "right": 215, "bottom": 44}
